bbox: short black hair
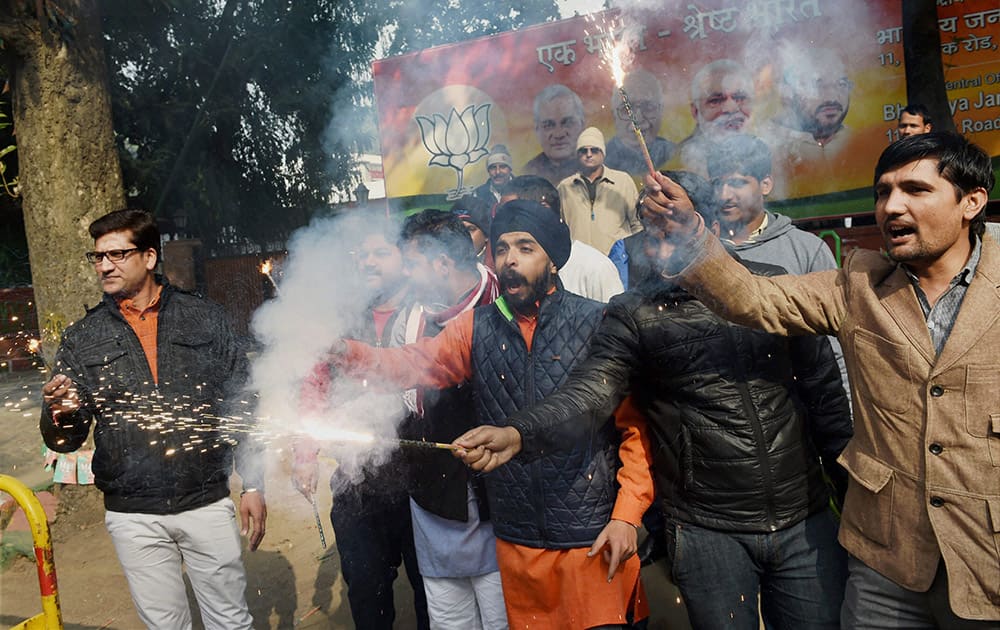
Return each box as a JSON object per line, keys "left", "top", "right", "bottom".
{"left": 706, "top": 134, "right": 772, "bottom": 182}
{"left": 500, "top": 175, "right": 561, "bottom": 216}
{"left": 89, "top": 209, "right": 161, "bottom": 258}
{"left": 400, "top": 209, "right": 478, "bottom": 270}
{"left": 874, "top": 132, "right": 994, "bottom": 237}
{"left": 449, "top": 195, "right": 492, "bottom": 233}
{"left": 900, "top": 103, "right": 933, "bottom": 127}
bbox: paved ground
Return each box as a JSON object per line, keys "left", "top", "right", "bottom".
{"left": 0, "top": 369, "right": 693, "bottom": 628}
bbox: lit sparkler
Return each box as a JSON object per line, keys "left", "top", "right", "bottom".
{"left": 303, "top": 426, "right": 459, "bottom": 451}
{"left": 260, "top": 259, "right": 279, "bottom": 295}
{"left": 600, "top": 25, "right": 657, "bottom": 178}
{"left": 27, "top": 338, "right": 49, "bottom": 374}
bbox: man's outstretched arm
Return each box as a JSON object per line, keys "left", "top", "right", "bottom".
{"left": 331, "top": 310, "right": 475, "bottom": 390}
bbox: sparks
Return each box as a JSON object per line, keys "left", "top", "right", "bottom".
{"left": 260, "top": 259, "right": 280, "bottom": 295}
{"left": 596, "top": 22, "right": 656, "bottom": 177}
{"left": 26, "top": 338, "right": 49, "bottom": 373}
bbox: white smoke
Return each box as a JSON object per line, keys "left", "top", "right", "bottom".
{"left": 249, "top": 212, "right": 407, "bottom": 477}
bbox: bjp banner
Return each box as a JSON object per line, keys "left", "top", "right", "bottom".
{"left": 373, "top": 0, "right": 1000, "bottom": 219}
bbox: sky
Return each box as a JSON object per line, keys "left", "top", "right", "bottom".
{"left": 557, "top": 0, "right": 606, "bottom": 19}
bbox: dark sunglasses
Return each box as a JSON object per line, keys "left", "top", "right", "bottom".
{"left": 578, "top": 147, "right": 603, "bottom": 155}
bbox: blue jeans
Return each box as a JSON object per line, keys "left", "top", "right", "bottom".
{"left": 664, "top": 510, "right": 847, "bottom": 630}
{"left": 842, "top": 555, "right": 1000, "bottom": 629}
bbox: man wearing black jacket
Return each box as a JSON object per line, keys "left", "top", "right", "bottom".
{"left": 40, "top": 209, "right": 265, "bottom": 629}
{"left": 457, "top": 174, "right": 853, "bottom": 629}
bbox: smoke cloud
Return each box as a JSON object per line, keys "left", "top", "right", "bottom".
{"left": 249, "top": 212, "right": 407, "bottom": 479}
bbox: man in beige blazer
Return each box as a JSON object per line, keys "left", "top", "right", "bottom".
{"left": 635, "top": 132, "right": 999, "bottom": 626}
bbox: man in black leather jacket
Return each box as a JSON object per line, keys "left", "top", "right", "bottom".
{"left": 40, "top": 209, "right": 265, "bottom": 629}
{"left": 457, "top": 174, "right": 853, "bottom": 629}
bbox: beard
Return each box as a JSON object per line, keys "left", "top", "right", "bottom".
{"left": 498, "top": 268, "right": 553, "bottom": 313}
{"left": 802, "top": 101, "right": 846, "bottom": 139}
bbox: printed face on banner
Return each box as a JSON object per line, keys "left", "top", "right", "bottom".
{"left": 690, "top": 62, "right": 754, "bottom": 140}
{"left": 535, "top": 93, "right": 586, "bottom": 162}
{"left": 374, "top": 0, "right": 1000, "bottom": 218}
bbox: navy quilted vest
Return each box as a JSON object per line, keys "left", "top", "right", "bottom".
{"left": 470, "top": 289, "right": 620, "bottom": 548}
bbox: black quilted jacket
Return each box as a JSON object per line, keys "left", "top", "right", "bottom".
{"left": 470, "top": 287, "right": 620, "bottom": 548}
{"left": 40, "top": 283, "right": 262, "bottom": 514}
{"left": 509, "top": 261, "right": 852, "bottom": 533}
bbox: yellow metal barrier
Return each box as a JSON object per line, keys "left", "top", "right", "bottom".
{"left": 0, "top": 474, "right": 62, "bottom": 629}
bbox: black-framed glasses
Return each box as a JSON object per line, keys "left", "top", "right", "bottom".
{"left": 85, "top": 248, "right": 140, "bottom": 264}
{"left": 615, "top": 101, "right": 660, "bottom": 120}
{"left": 578, "top": 147, "right": 603, "bottom": 155}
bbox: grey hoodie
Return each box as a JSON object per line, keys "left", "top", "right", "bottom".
{"left": 727, "top": 210, "right": 851, "bottom": 403}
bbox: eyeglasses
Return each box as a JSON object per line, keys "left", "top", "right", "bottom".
{"left": 86, "top": 248, "right": 140, "bottom": 264}
{"left": 615, "top": 101, "right": 660, "bottom": 120}
{"left": 578, "top": 147, "right": 603, "bottom": 155}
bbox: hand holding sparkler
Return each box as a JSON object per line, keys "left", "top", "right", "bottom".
{"left": 41, "top": 373, "right": 82, "bottom": 424}
{"left": 238, "top": 488, "right": 267, "bottom": 551}
{"left": 291, "top": 439, "right": 328, "bottom": 549}
{"left": 641, "top": 171, "right": 700, "bottom": 241}
{"left": 452, "top": 425, "right": 522, "bottom": 472}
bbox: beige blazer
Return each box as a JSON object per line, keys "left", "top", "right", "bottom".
{"left": 678, "top": 232, "right": 1000, "bottom": 620}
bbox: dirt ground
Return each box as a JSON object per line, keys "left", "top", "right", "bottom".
{"left": 0, "top": 370, "right": 692, "bottom": 629}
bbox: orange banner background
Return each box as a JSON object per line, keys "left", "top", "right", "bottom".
{"left": 373, "top": 0, "right": 1000, "bottom": 216}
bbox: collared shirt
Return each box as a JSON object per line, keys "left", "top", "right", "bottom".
{"left": 722, "top": 212, "right": 768, "bottom": 246}
{"left": 905, "top": 236, "right": 982, "bottom": 356}
{"left": 118, "top": 285, "right": 164, "bottom": 383}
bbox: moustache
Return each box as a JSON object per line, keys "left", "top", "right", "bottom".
{"left": 814, "top": 101, "right": 843, "bottom": 114}
{"left": 710, "top": 112, "right": 748, "bottom": 132}
{"left": 498, "top": 269, "right": 526, "bottom": 288}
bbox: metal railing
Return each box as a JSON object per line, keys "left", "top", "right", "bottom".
{"left": 0, "top": 475, "right": 62, "bottom": 629}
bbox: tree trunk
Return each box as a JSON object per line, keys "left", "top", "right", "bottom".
{"left": 902, "top": 0, "right": 956, "bottom": 133}
{"left": 0, "top": 0, "right": 125, "bottom": 358}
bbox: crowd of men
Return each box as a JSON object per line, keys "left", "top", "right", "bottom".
{"left": 38, "top": 80, "right": 998, "bottom": 630}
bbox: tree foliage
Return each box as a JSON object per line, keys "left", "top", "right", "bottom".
{"left": 101, "top": 0, "right": 381, "bottom": 252}
{"left": 378, "top": 0, "right": 560, "bottom": 57}
{"left": 100, "top": 0, "right": 560, "bottom": 254}
{"left": 0, "top": 69, "right": 30, "bottom": 287}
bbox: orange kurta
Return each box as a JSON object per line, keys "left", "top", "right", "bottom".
{"left": 342, "top": 300, "right": 655, "bottom": 628}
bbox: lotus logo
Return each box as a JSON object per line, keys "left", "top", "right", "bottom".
{"left": 416, "top": 104, "right": 491, "bottom": 199}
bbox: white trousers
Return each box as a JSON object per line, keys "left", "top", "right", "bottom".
{"left": 104, "top": 498, "right": 252, "bottom": 630}
{"left": 422, "top": 571, "right": 508, "bottom": 630}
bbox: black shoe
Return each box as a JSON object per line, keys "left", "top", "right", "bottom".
{"left": 637, "top": 532, "right": 667, "bottom": 567}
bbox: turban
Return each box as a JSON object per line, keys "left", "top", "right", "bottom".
{"left": 491, "top": 199, "right": 571, "bottom": 270}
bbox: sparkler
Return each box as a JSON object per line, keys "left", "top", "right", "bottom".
{"left": 310, "top": 497, "right": 328, "bottom": 549}
{"left": 260, "top": 259, "right": 280, "bottom": 295}
{"left": 302, "top": 426, "right": 459, "bottom": 451}
{"left": 601, "top": 26, "right": 657, "bottom": 178}
{"left": 27, "top": 338, "right": 49, "bottom": 374}
{"left": 397, "top": 438, "right": 460, "bottom": 451}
